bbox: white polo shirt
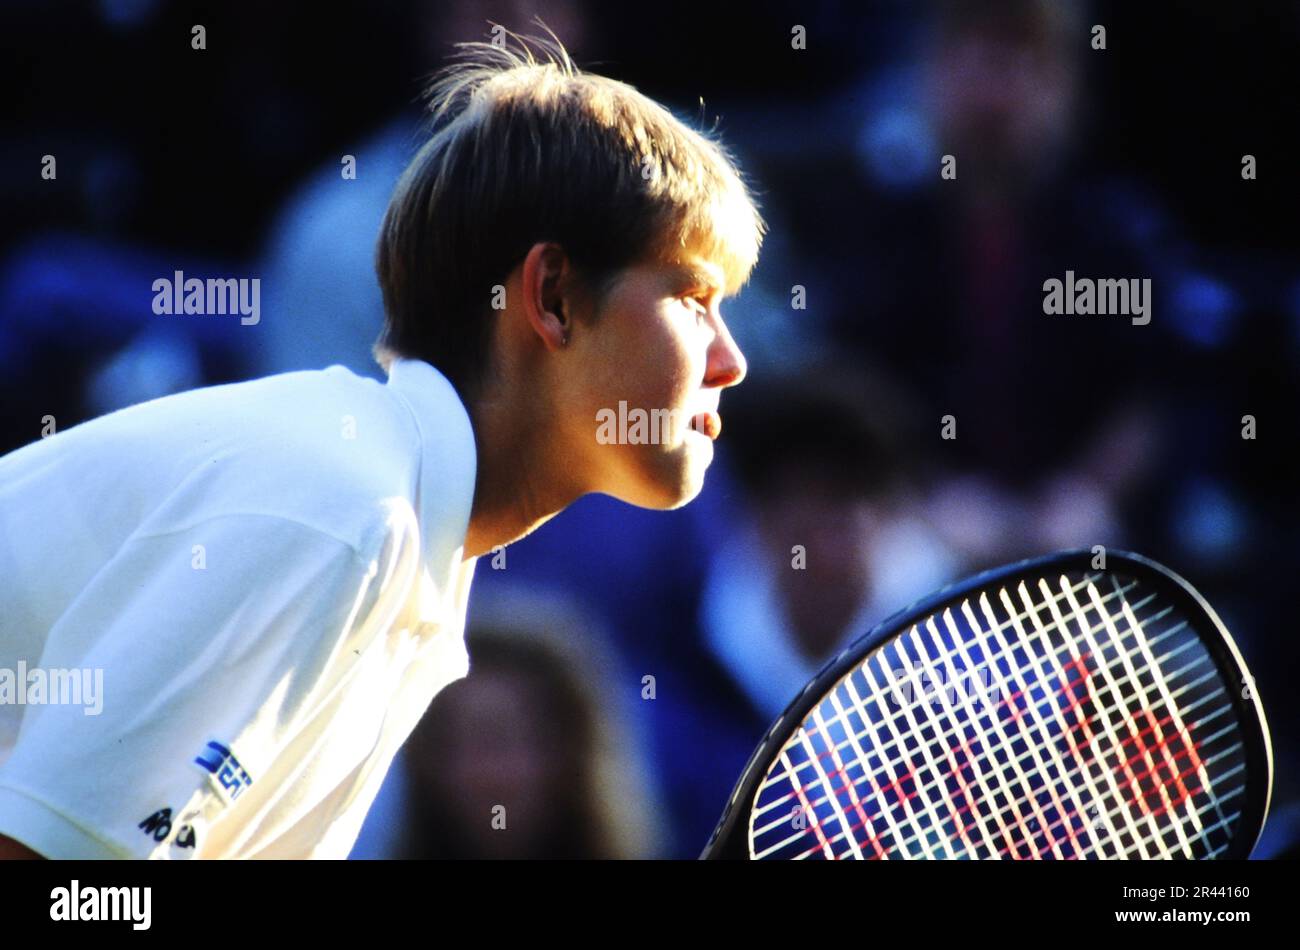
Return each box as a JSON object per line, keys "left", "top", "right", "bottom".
{"left": 0, "top": 358, "right": 479, "bottom": 859}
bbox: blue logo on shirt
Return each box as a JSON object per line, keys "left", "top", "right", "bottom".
{"left": 194, "top": 740, "right": 253, "bottom": 802}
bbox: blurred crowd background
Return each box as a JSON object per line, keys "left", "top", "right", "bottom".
{"left": 3, "top": 0, "right": 1298, "bottom": 859}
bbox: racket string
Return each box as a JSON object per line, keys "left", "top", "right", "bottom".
{"left": 756, "top": 577, "right": 1151, "bottom": 858}
{"left": 816, "top": 637, "right": 1224, "bottom": 858}
{"left": 754, "top": 666, "right": 1238, "bottom": 860}
{"left": 766, "top": 675, "right": 1237, "bottom": 859}
{"left": 757, "top": 645, "right": 1226, "bottom": 858}
{"left": 754, "top": 571, "right": 1146, "bottom": 797}
{"left": 754, "top": 576, "right": 1161, "bottom": 813}
{"left": 749, "top": 571, "right": 1247, "bottom": 860}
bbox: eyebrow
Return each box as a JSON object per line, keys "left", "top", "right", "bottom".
{"left": 671, "top": 262, "right": 725, "bottom": 294}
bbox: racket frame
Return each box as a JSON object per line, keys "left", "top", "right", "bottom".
{"left": 699, "top": 548, "right": 1274, "bottom": 860}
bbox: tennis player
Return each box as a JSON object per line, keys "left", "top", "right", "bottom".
{"left": 0, "top": 33, "right": 763, "bottom": 859}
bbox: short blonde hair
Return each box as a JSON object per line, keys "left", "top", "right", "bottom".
{"left": 374, "top": 27, "right": 766, "bottom": 398}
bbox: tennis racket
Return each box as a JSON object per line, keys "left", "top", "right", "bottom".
{"left": 701, "top": 549, "right": 1272, "bottom": 860}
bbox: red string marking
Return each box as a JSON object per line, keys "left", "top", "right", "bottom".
{"left": 1052, "top": 650, "right": 1165, "bottom": 833}
{"left": 797, "top": 725, "right": 1205, "bottom": 861}
{"left": 771, "top": 641, "right": 1212, "bottom": 860}
{"left": 847, "top": 803, "right": 887, "bottom": 859}
{"left": 797, "top": 728, "right": 1051, "bottom": 860}
{"left": 1145, "top": 777, "right": 1205, "bottom": 820}
{"left": 993, "top": 725, "right": 1207, "bottom": 858}
{"left": 989, "top": 656, "right": 1099, "bottom": 859}
{"left": 795, "top": 806, "right": 881, "bottom": 860}
{"left": 942, "top": 735, "right": 981, "bottom": 850}
{"left": 979, "top": 648, "right": 1103, "bottom": 852}
{"left": 780, "top": 656, "right": 1100, "bottom": 858}
{"left": 1057, "top": 653, "right": 1098, "bottom": 757}
{"left": 786, "top": 759, "right": 834, "bottom": 858}
{"left": 904, "top": 714, "right": 1204, "bottom": 858}
{"left": 784, "top": 758, "right": 924, "bottom": 860}
{"left": 944, "top": 733, "right": 1041, "bottom": 859}
{"left": 877, "top": 765, "right": 919, "bottom": 812}
{"left": 1122, "top": 708, "right": 1205, "bottom": 817}
{"left": 779, "top": 656, "right": 1092, "bottom": 818}
{"left": 812, "top": 756, "right": 888, "bottom": 859}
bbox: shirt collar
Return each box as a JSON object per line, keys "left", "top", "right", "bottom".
{"left": 385, "top": 358, "right": 479, "bottom": 574}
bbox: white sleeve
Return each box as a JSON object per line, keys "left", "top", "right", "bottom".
{"left": 0, "top": 512, "right": 385, "bottom": 859}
